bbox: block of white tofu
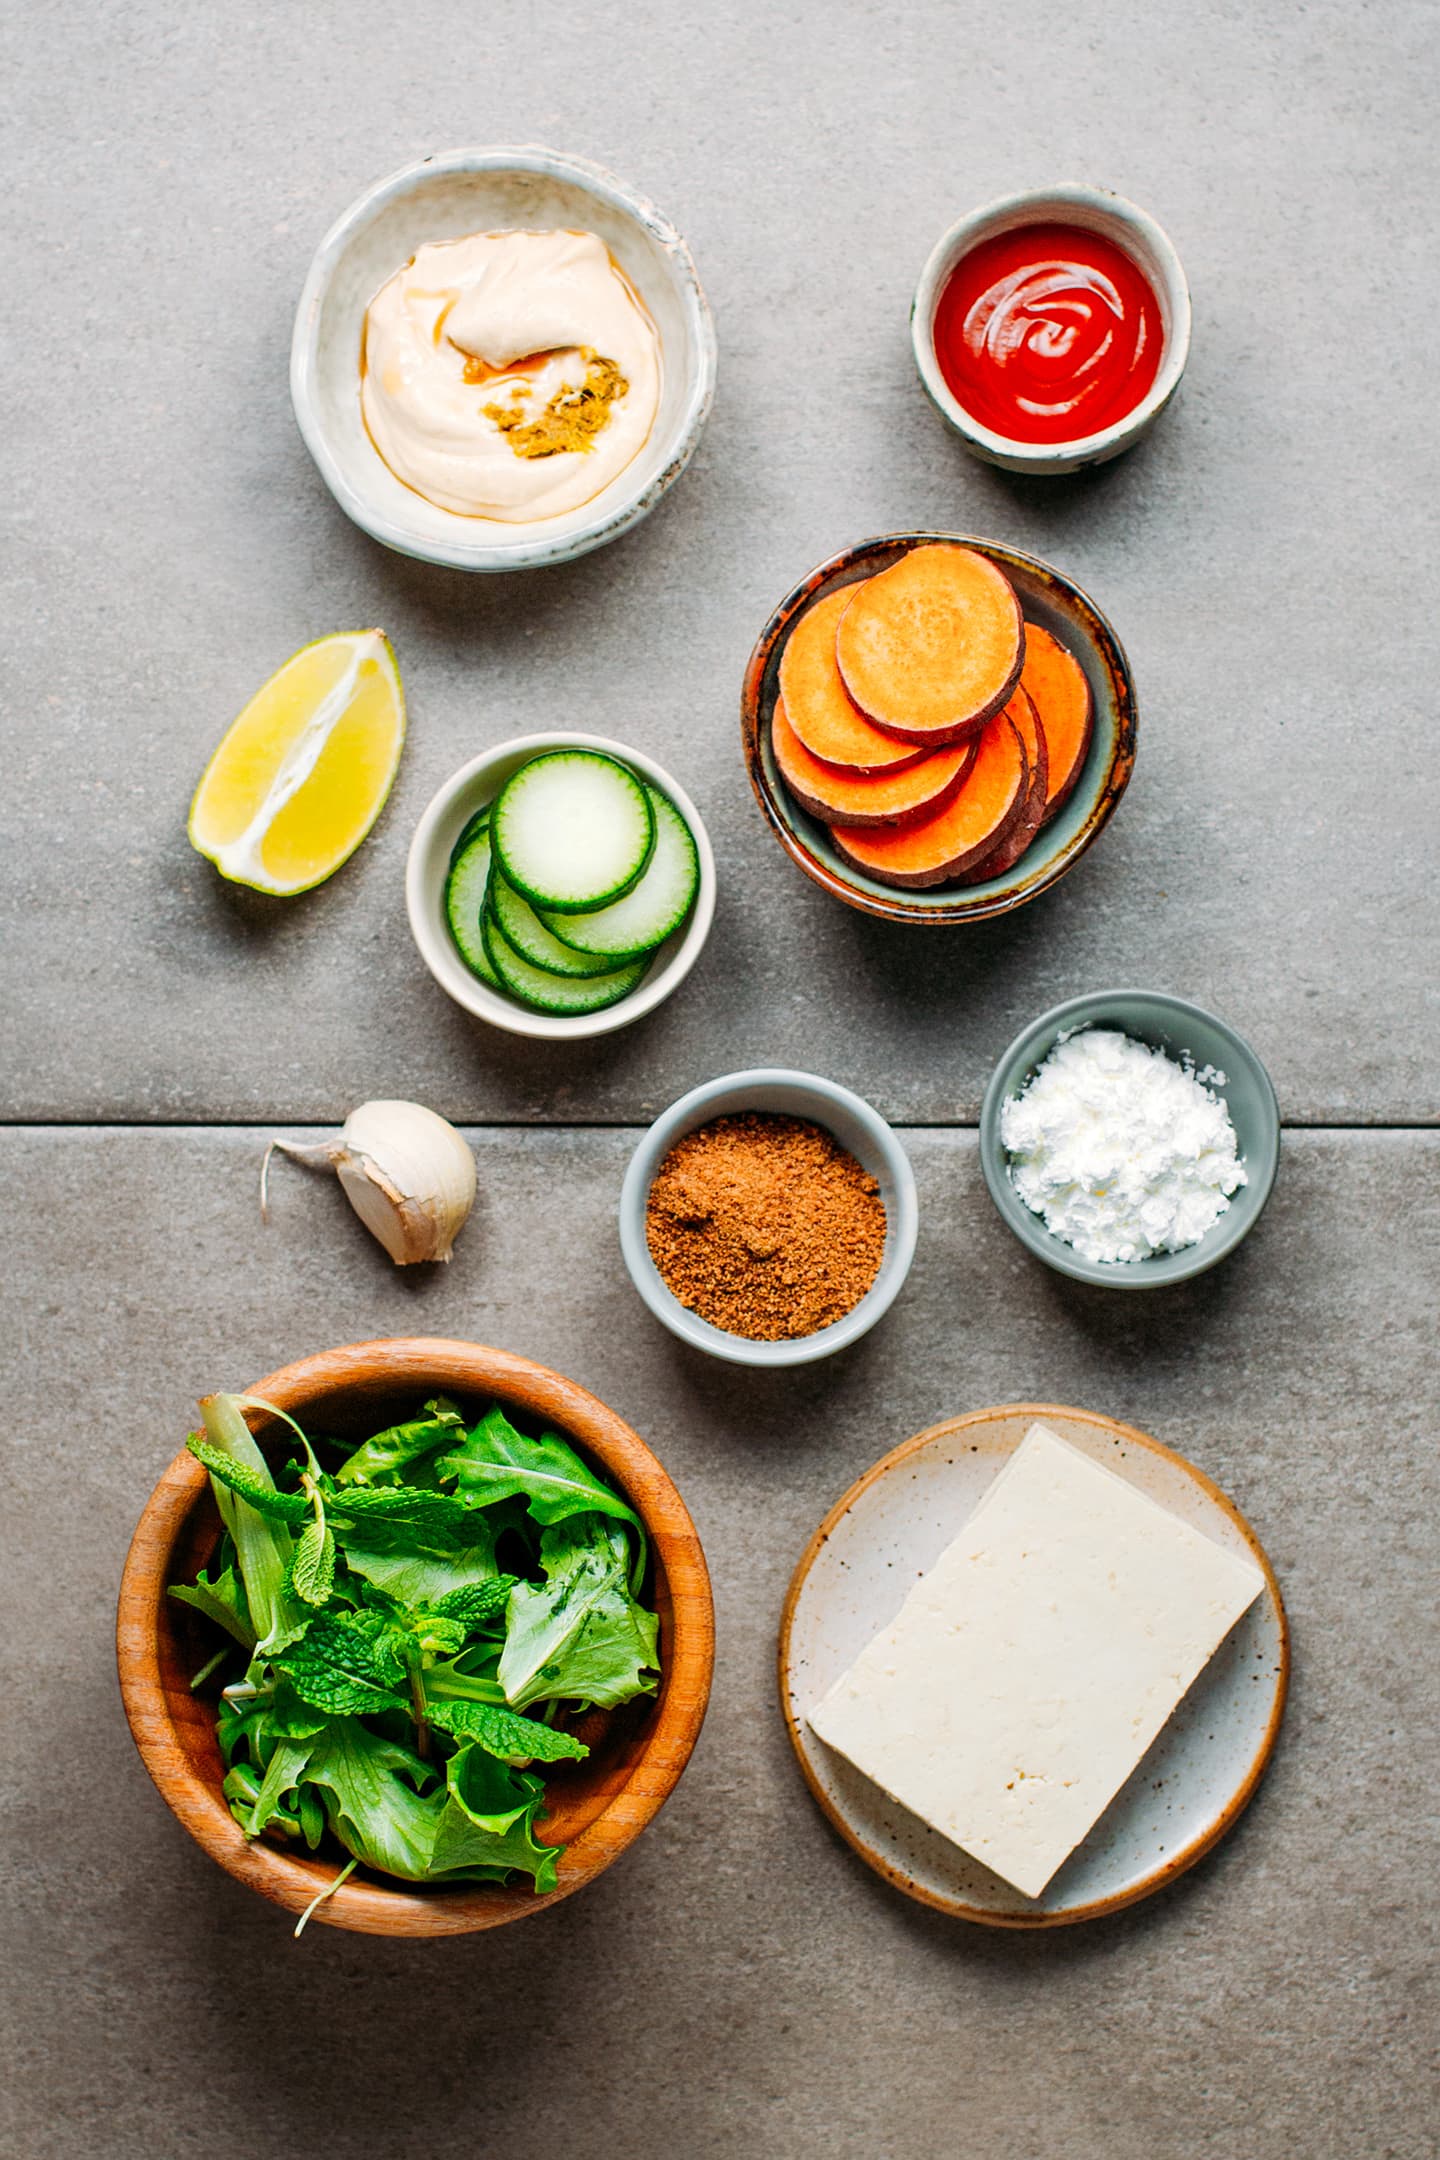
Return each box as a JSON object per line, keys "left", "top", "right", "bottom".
{"left": 807, "top": 1422, "right": 1266, "bottom": 1898}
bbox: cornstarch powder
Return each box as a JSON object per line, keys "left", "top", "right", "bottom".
{"left": 1000, "top": 1028, "right": 1247, "bottom": 1264}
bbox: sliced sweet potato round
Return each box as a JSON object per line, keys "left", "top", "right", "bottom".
{"left": 778, "top": 586, "right": 926, "bottom": 775}
{"left": 834, "top": 543, "right": 1024, "bottom": 745}
{"left": 828, "top": 701, "right": 1028, "bottom": 887}
{"left": 956, "top": 687, "right": 1049, "bottom": 883}
{"left": 1021, "top": 622, "right": 1094, "bottom": 826}
{"left": 772, "top": 697, "right": 977, "bottom": 828}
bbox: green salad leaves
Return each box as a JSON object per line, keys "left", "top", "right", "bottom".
{"left": 170, "top": 1392, "right": 660, "bottom": 1896}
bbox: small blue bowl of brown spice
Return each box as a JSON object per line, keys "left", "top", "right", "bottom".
{"left": 618, "top": 1069, "right": 919, "bottom": 1367}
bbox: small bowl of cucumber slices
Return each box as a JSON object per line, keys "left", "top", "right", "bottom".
{"left": 406, "top": 735, "right": 715, "bottom": 1038}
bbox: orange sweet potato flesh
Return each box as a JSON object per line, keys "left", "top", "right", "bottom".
{"left": 773, "top": 697, "right": 977, "bottom": 828}
{"left": 778, "top": 586, "right": 926, "bottom": 774}
{"left": 957, "top": 686, "right": 1048, "bottom": 883}
{"left": 829, "top": 700, "right": 1029, "bottom": 887}
{"left": 1021, "top": 622, "right": 1093, "bottom": 826}
{"left": 834, "top": 543, "right": 1025, "bottom": 745}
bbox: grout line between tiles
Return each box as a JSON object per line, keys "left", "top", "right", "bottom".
{"left": 1, "top": 1119, "right": 1437, "bottom": 1136}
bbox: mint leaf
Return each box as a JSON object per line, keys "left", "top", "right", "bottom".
{"left": 186, "top": 1433, "right": 311, "bottom": 1522}
{"left": 271, "top": 1610, "right": 409, "bottom": 1717}
{"left": 427, "top": 1580, "right": 513, "bottom": 1628}
{"left": 169, "top": 1563, "right": 256, "bottom": 1650}
{"left": 497, "top": 1514, "right": 660, "bottom": 1712}
{"left": 438, "top": 1406, "right": 640, "bottom": 1536}
{"left": 428, "top": 1745, "right": 561, "bottom": 1890}
{"left": 290, "top": 1519, "right": 336, "bottom": 1607}
{"left": 323, "top": 1482, "right": 482, "bottom": 1538}
{"left": 334, "top": 1397, "right": 467, "bottom": 1487}
{"left": 424, "top": 1693, "right": 588, "bottom": 1763}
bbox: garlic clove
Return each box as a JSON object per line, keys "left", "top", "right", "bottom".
{"left": 262, "top": 1099, "right": 477, "bottom": 1266}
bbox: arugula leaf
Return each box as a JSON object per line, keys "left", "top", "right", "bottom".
{"left": 271, "top": 1610, "right": 409, "bottom": 1718}
{"left": 333, "top": 1397, "right": 467, "bottom": 1487}
{"left": 246, "top": 1736, "right": 318, "bottom": 1837}
{"left": 438, "top": 1406, "right": 640, "bottom": 1537}
{"left": 195, "top": 1397, "right": 305, "bottom": 1654}
{"left": 169, "top": 1562, "right": 255, "bottom": 1649}
{"left": 302, "top": 1720, "right": 443, "bottom": 1881}
{"left": 497, "top": 1514, "right": 660, "bottom": 1711}
{"left": 336, "top": 1519, "right": 501, "bottom": 1607}
{"left": 428, "top": 1745, "right": 561, "bottom": 1890}
{"left": 186, "top": 1433, "right": 311, "bottom": 1522}
{"left": 424, "top": 1693, "right": 587, "bottom": 1763}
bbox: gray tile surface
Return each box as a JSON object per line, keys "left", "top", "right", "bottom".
{"left": 3, "top": 1126, "right": 1436, "bottom": 2160}
{"left": 3, "top": 1, "right": 1438, "bottom": 1122}
{"left": 5, "top": 3, "right": 1438, "bottom": 2154}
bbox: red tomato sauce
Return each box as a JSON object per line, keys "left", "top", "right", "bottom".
{"left": 933, "top": 223, "right": 1163, "bottom": 444}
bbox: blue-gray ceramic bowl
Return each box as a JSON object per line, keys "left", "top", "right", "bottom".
{"left": 979, "top": 991, "right": 1280, "bottom": 1288}
{"left": 619, "top": 1069, "right": 918, "bottom": 1367}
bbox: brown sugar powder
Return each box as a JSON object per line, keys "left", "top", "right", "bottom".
{"left": 644, "top": 1111, "right": 887, "bottom": 1340}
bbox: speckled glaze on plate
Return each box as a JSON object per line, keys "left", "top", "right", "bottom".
{"left": 780, "top": 1404, "right": 1288, "bottom": 1927}
{"left": 740, "top": 533, "right": 1136, "bottom": 924}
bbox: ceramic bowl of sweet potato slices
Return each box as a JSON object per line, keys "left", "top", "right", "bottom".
{"left": 740, "top": 533, "right": 1137, "bottom": 924}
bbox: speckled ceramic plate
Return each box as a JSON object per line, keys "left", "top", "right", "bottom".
{"left": 741, "top": 534, "right": 1136, "bottom": 924}
{"left": 779, "top": 1404, "right": 1288, "bottom": 1927}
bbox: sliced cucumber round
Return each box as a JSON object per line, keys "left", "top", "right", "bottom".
{"left": 488, "top": 871, "right": 620, "bottom": 980}
{"left": 491, "top": 752, "right": 655, "bottom": 914}
{"left": 538, "top": 786, "right": 699, "bottom": 960}
{"left": 444, "top": 822, "right": 500, "bottom": 986}
{"left": 482, "top": 910, "right": 650, "bottom": 1015}
{"left": 448, "top": 801, "right": 493, "bottom": 864}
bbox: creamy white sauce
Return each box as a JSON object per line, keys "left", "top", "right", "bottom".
{"left": 361, "top": 228, "right": 661, "bottom": 522}
{"left": 1000, "top": 1028, "right": 1247, "bottom": 1264}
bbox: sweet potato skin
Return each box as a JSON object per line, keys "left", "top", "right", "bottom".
{"left": 957, "top": 686, "right": 1048, "bottom": 883}
{"left": 777, "top": 585, "right": 927, "bottom": 775}
{"left": 772, "top": 697, "right": 977, "bottom": 828}
{"left": 828, "top": 705, "right": 1029, "bottom": 887}
{"left": 834, "top": 544, "right": 1025, "bottom": 745}
{"left": 1021, "top": 622, "right": 1094, "bottom": 827}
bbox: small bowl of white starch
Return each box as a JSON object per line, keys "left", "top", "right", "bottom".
{"left": 979, "top": 990, "right": 1280, "bottom": 1287}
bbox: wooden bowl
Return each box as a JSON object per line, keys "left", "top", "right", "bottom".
{"left": 740, "top": 532, "right": 1137, "bottom": 925}
{"left": 117, "top": 1338, "right": 714, "bottom": 1936}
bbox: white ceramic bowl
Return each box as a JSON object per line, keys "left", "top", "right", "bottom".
{"left": 618, "top": 1070, "right": 919, "bottom": 1368}
{"left": 911, "top": 183, "right": 1191, "bottom": 476}
{"left": 291, "top": 146, "right": 717, "bottom": 570}
{"left": 405, "top": 733, "right": 716, "bottom": 1039}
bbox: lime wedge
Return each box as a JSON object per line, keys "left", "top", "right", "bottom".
{"left": 188, "top": 629, "right": 405, "bottom": 894}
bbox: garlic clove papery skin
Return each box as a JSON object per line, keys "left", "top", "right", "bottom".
{"left": 335, "top": 1100, "right": 477, "bottom": 1264}
{"left": 266, "top": 1100, "right": 477, "bottom": 1265}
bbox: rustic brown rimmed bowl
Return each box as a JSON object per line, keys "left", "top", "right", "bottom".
{"left": 740, "top": 533, "right": 1137, "bottom": 925}
{"left": 117, "top": 1338, "right": 714, "bottom": 1936}
{"left": 780, "top": 1403, "right": 1288, "bottom": 1927}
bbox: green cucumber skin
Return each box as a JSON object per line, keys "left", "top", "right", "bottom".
{"left": 447, "top": 801, "right": 493, "bottom": 866}
{"left": 482, "top": 908, "right": 650, "bottom": 1017}
{"left": 488, "top": 873, "right": 619, "bottom": 980}
{"left": 491, "top": 752, "right": 655, "bottom": 915}
{"left": 443, "top": 827, "right": 501, "bottom": 987}
{"left": 538, "top": 787, "right": 699, "bottom": 960}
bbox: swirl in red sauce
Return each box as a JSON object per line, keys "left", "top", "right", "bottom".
{"left": 933, "top": 223, "right": 1162, "bottom": 445}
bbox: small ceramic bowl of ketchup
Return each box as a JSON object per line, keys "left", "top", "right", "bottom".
{"left": 912, "top": 183, "right": 1191, "bottom": 475}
